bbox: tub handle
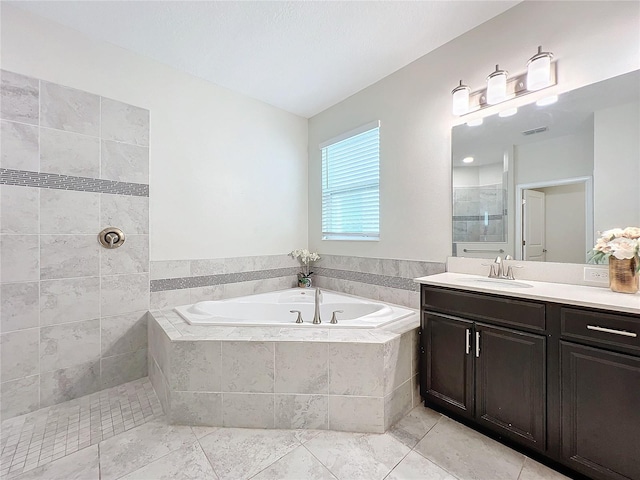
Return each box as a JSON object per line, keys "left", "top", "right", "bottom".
{"left": 330, "top": 310, "right": 344, "bottom": 324}
{"left": 290, "top": 310, "right": 304, "bottom": 323}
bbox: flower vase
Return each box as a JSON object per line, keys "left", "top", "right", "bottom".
{"left": 608, "top": 257, "right": 639, "bottom": 294}
{"left": 298, "top": 276, "right": 312, "bottom": 288}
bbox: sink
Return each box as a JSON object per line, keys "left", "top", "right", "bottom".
{"left": 458, "top": 277, "right": 534, "bottom": 289}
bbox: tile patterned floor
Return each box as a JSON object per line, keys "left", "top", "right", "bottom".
{"left": 0, "top": 377, "right": 571, "bottom": 480}
{"left": 0, "top": 378, "right": 162, "bottom": 478}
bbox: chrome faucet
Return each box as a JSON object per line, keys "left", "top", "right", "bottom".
{"left": 486, "top": 256, "right": 503, "bottom": 278}
{"left": 313, "top": 288, "right": 322, "bottom": 324}
{"left": 485, "top": 255, "right": 522, "bottom": 280}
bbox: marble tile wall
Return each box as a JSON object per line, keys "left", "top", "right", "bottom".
{"left": 148, "top": 310, "right": 420, "bottom": 433}
{"left": 151, "top": 254, "right": 445, "bottom": 311}
{"left": 0, "top": 70, "right": 150, "bottom": 420}
{"left": 313, "top": 255, "right": 445, "bottom": 309}
{"left": 149, "top": 255, "right": 300, "bottom": 309}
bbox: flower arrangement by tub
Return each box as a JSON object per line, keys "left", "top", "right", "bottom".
{"left": 588, "top": 227, "right": 639, "bottom": 294}
{"left": 290, "top": 249, "right": 320, "bottom": 288}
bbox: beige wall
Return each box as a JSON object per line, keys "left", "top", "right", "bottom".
{"left": 308, "top": 1, "right": 640, "bottom": 262}
{"left": 1, "top": 4, "right": 309, "bottom": 261}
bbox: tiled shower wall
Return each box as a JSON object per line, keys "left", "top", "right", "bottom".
{"left": 151, "top": 253, "right": 445, "bottom": 310}
{"left": 452, "top": 185, "right": 506, "bottom": 243}
{"left": 0, "top": 70, "right": 150, "bottom": 420}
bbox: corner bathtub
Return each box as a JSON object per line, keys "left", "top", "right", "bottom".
{"left": 174, "top": 288, "right": 415, "bottom": 329}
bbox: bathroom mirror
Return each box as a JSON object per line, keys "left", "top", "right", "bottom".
{"left": 451, "top": 70, "right": 640, "bottom": 263}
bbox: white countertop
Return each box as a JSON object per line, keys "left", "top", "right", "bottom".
{"left": 414, "top": 272, "right": 640, "bottom": 316}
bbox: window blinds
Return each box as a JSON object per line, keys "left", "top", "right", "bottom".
{"left": 321, "top": 123, "right": 380, "bottom": 240}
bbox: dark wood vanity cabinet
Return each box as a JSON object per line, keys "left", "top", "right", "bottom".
{"left": 474, "top": 322, "right": 546, "bottom": 451}
{"left": 421, "top": 288, "right": 546, "bottom": 451}
{"left": 420, "top": 285, "right": 640, "bottom": 480}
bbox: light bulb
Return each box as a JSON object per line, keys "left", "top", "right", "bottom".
{"left": 536, "top": 95, "right": 558, "bottom": 106}
{"left": 499, "top": 107, "right": 518, "bottom": 117}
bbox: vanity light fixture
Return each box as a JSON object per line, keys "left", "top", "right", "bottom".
{"left": 536, "top": 95, "right": 558, "bottom": 106}
{"left": 452, "top": 80, "right": 470, "bottom": 115}
{"left": 499, "top": 107, "right": 518, "bottom": 118}
{"left": 466, "top": 118, "right": 484, "bottom": 126}
{"left": 462, "top": 156, "right": 474, "bottom": 164}
{"left": 527, "top": 46, "right": 554, "bottom": 91}
{"left": 451, "top": 46, "right": 557, "bottom": 117}
{"left": 486, "top": 65, "right": 508, "bottom": 105}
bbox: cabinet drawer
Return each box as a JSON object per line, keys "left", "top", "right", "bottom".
{"left": 422, "top": 286, "right": 545, "bottom": 331}
{"left": 561, "top": 307, "right": 640, "bottom": 352}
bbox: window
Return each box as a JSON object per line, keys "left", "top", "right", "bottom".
{"left": 321, "top": 121, "right": 380, "bottom": 240}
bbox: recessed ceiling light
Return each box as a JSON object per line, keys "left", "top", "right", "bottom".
{"left": 499, "top": 107, "right": 518, "bottom": 117}
{"left": 462, "top": 156, "right": 474, "bottom": 164}
{"left": 466, "top": 118, "right": 483, "bottom": 126}
{"left": 536, "top": 95, "right": 558, "bottom": 106}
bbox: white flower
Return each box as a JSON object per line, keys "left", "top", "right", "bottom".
{"left": 622, "top": 227, "right": 640, "bottom": 240}
{"left": 600, "top": 228, "right": 625, "bottom": 241}
{"left": 607, "top": 237, "right": 639, "bottom": 260}
{"left": 290, "top": 249, "right": 321, "bottom": 276}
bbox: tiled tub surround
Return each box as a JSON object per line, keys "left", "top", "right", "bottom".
{"left": 150, "top": 255, "right": 445, "bottom": 311}
{"left": 0, "top": 70, "right": 150, "bottom": 420}
{"left": 148, "top": 305, "right": 420, "bottom": 433}
{"left": 313, "top": 254, "right": 446, "bottom": 309}
{"left": 149, "top": 255, "right": 301, "bottom": 309}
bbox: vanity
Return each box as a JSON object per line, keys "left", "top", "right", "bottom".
{"left": 415, "top": 272, "right": 640, "bottom": 480}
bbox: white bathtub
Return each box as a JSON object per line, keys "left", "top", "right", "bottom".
{"left": 174, "top": 288, "right": 415, "bottom": 329}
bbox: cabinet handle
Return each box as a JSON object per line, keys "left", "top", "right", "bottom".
{"left": 587, "top": 325, "right": 637, "bottom": 338}
{"left": 465, "top": 329, "right": 470, "bottom": 354}
{"left": 475, "top": 331, "right": 480, "bottom": 357}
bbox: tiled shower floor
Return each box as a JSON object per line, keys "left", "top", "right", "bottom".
{"left": 0, "top": 377, "right": 570, "bottom": 480}
{"left": 0, "top": 378, "right": 162, "bottom": 478}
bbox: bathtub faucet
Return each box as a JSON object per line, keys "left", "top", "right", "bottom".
{"left": 313, "top": 288, "right": 322, "bottom": 324}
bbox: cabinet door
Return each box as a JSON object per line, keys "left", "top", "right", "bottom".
{"left": 475, "top": 323, "right": 546, "bottom": 451}
{"left": 561, "top": 341, "right": 640, "bottom": 480}
{"left": 423, "top": 312, "right": 474, "bottom": 419}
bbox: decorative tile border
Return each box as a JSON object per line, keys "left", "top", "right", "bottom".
{"left": 453, "top": 214, "right": 505, "bottom": 221}
{"left": 0, "top": 169, "right": 149, "bottom": 197}
{"left": 150, "top": 267, "right": 299, "bottom": 292}
{"left": 315, "top": 267, "right": 420, "bottom": 291}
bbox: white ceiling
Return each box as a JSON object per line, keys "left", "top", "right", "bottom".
{"left": 11, "top": 1, "right": 519, "bottom": 118}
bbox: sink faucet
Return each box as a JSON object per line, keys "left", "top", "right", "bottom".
{"left": 487, "top": 256, "right": 503, "bottom": 278}
{"left": 485, "top": 255, "right": 522, "bottom": 280}
{"left": 313, "top": 288, "right": 322, "bottom": 324}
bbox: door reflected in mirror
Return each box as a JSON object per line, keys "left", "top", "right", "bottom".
{"left": 451, "top": 70, "right": 640, "bottom": 263}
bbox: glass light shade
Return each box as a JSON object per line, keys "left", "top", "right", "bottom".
{"left": 452, "top": 81, "right": 470, "bottom": 115}
{"left": 486, "top": 65, "right": 507, "bottom": 105}
{"left": 466, "top": 118, "right": 483, "bottom": 126}
{"left": 527, "top": 46, "right": 554, "bottom": 91}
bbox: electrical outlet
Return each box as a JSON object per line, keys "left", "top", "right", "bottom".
{"left": 584, "top": 267, "right": 609, "bottom": 283}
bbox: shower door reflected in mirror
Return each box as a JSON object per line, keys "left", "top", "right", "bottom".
{"left": 451, "top": 70, "right": 640, "bottom": 263}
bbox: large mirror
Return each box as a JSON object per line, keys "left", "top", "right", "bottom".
{"left": 451, "top": 70, "right": 640, "bottom": 263}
